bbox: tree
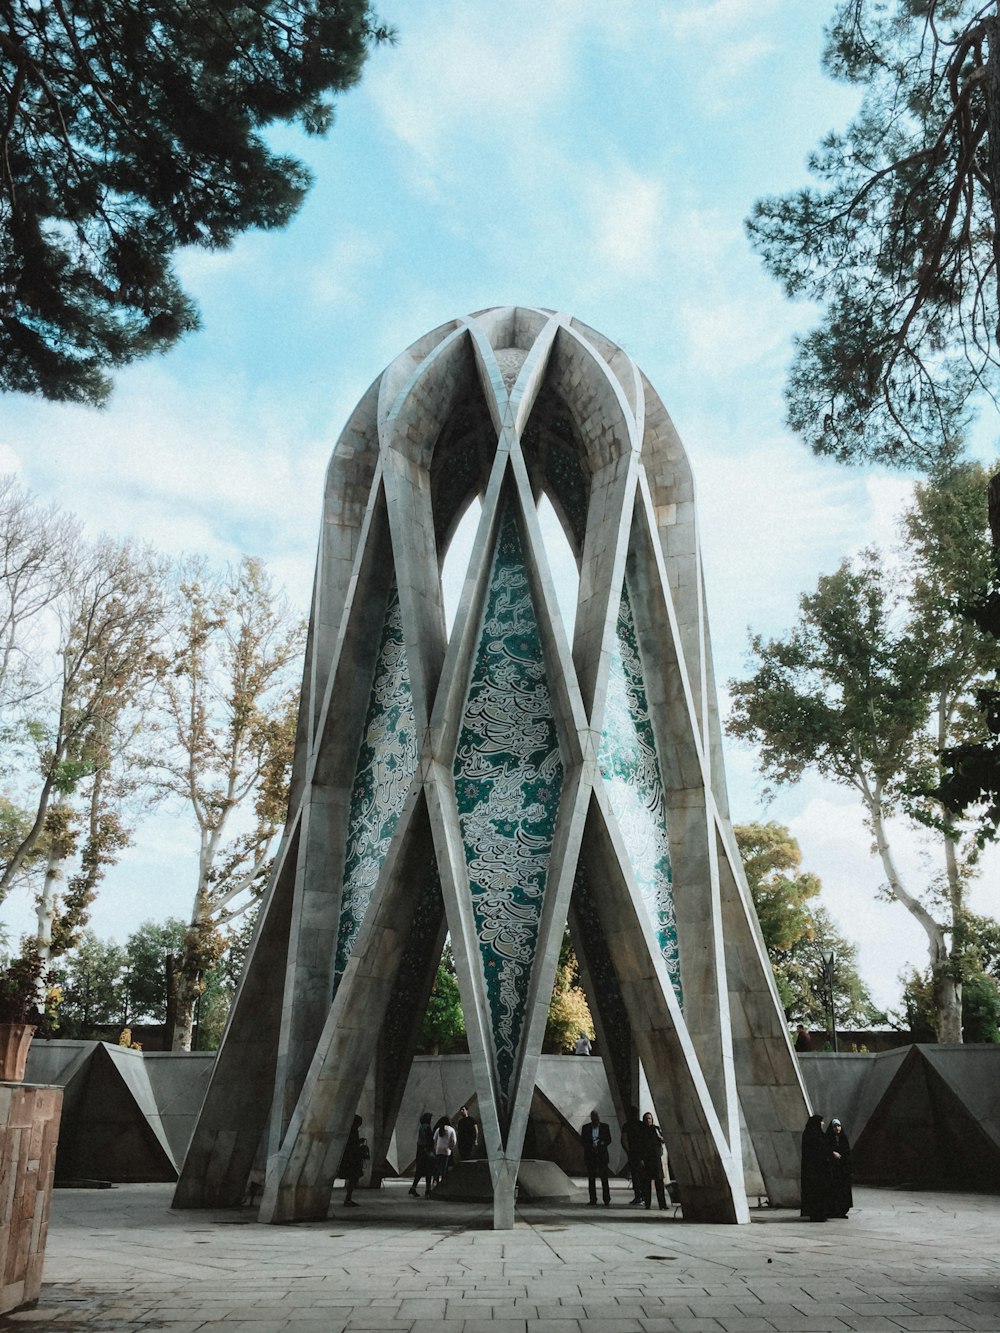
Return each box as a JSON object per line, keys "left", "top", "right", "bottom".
{"left": 0, "top": 477, "right": 80, "bottom": 715}
{"left": 735, "top": 821, "right": 880, "bottom": 1028}
{"left": 417, "top": 947, "right": 465, "bottom": 1055}
{"left": 122, "top": 918, "right": 186, "bottom": 1025}
{"left": 966, "top": 910, "right": 1000, "bottom": 975}
{"left": 934, "top": 478, "right": 1000, "bottom": 842}
{"left": 901, "top": 963, "right": 1000, "bottom": 1042}
{"left": 0, "top": 533, "right": 169, "bottom": 958}
{"left": 54, "top": 930, "right": 127, "bottom": 1035}
{"left": 156, "top": 557, "right": 304, "bottom": 1050}
{"left": 747, "top": 1, "right": 1000, "bottom": 467}
{"left": 0, "top": 1, "right": 392, "bottom": 405}
{"left": 728, "top": 469, "right": 995, "bottom": 1041}
{"left": 544, "top": 929, "right": 594, "bottom": 1053}
{"left": 776, "top": 904, "right": 884, "bottom": 1033}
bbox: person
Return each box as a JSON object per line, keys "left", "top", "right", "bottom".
{"left": 794, "top": 1025, "right": 813, "bottom": 1052}
{"left": 637, "top": 1111, "right": 667, "bottom": 1210}
{"left": 800, "top": 1113, "right": 830, "bottom": 1222}
{"left": 432, "top": 1115, "right": 456, "bottom": 1184}
{"left": 455, "top": 1104, "right": 479, "bottom": 1160}
{"left": 826, "top": 1117, "right": 853, "bottom": 1218}
{"left": 580, "top": 1109, "right": 612, "bottom": 1206}
{"left": 408, "top": 1111, "right": 435, "bottom": 1197}
{"left": 339, "top": 1114, "right": 367, "bottom": 1208}
{"left": 621, "top": 1105, "right": 644, "bottom": 1205}
{"left": 574, "top": 1033, "right": 592, "bottom": 1056}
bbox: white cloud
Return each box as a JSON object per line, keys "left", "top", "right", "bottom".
{"left": 586, "top": 167, "right": 665, "bottom": 275}
{"left": 1, "top": 367, "right": 329, "bottom": 609}
{"left": 365, "top": 3, "right": 579, "bottom": 173}
{"left": 664, "top": 0, "right": 781, "bottom": 41}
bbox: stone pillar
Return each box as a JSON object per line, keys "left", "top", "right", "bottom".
{"left": 0, "top": 1082, "right": 62, "bottom": 1314}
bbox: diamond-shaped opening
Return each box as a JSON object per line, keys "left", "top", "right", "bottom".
{"left": 443, "top": 497, "right": 579, "bottom": 641}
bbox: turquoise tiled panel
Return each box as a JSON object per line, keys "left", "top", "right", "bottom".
{"left": 454, "top": 506, "right": 563, "bottom": 1104}
{"left": 598, "top": 581, "right": 682, "bottom": 1004}
{"left": 334, "top": 582, "right": 418, "bottom": 989}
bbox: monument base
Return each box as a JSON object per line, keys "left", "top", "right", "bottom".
{"left": 432, "top": 1158, "right": 580, "bottom": 1204}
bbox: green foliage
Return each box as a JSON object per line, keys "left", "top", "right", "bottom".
{"left": 965, "top": 912, "right": 1000, "bottom": 977}
{"left": 747, "top": 1, "right": 999, "bottom": 466}
{"left": 544, "top": 929, "right": 594, "bottom": 1052}
{"left": 735, "top": 821, "right": 820, "bottom": 951}
{"left": 0, "top": 1, "right": 392, "bottom": 404}
{"left": 123, "top": 919, "right": 186, "bottom": 1024}
{"left": 418, "top": 947, "right": 465, "bottom": 1054}
{"left": 776, "top": 905, "right": 885, "bottom": 1030}
{"left": 54, "top": 931, "right": 127, "bottom": 1035}
{"left": 0, "top": 943, "right": 50, "bottom": 1024}
{"left": 55, "top": 917, "right": 243, "bottom": 1046}
{"left": 932, "top": 509, "right": 1000, "bottom": 845}
{"left": 901, "top": 964, "right": 1000, "bottom": 1043}
{"left": 736, "top": 823, "right": 882, "bottom": 1028}
{"left": 728, "top": 552, "right": 938, "bottom": 799}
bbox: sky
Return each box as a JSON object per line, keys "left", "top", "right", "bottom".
{"left": 1, "top": 0, "right": 996, "bottom": 1015}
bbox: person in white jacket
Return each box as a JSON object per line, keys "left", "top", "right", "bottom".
{"left": 432, "top": 1115, "right": 457, "bottom": 1185}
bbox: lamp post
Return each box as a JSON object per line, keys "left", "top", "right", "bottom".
{"left": 820, "top": 952, "right": 838, "bottom": 1053}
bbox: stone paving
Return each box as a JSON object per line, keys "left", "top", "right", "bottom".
{"left": 5, "top": 1179, "right": 1000, "bottom": 1333}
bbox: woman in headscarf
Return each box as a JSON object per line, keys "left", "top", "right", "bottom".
{"left": 408, "top": 1111, "right": 435, "bottom": 1197}
{"left": 826, "top": 1117, "right": 853, "bottom": 1218}
{"left": 800, "top": 1114, "right": 830, "bottom": 1222}
{"left": 637, "top": 1111, "right": 667, "bottom": 1210}
{"left": 339, "top": 1114, "right": 366, "bottom": 1208}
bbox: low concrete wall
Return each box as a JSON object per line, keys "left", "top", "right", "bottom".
{"left": 27, "top": 1041, "right": 1000, "bottom": 1196}
{"left": 799, "top": 1045, "right": 1000, "bottom": 1189}
{"left": 0, "top": 1082, "right": 62, "bottom": 1313}
{"left": 24, "top": 1041, "right": 214, "bottom": 1184}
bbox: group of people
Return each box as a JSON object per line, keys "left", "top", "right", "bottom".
{"left": 580, "top": 1107, "right": 668, "bottom": 1208}
{"left": 343, "top": 1101, "right": 849, "bottom": 1221}
{"left": 408, "top": 1104, "right": 480, "bottom": 1197}
{"left": 800, "top": 1114, "right": 853, "bottom": 1222}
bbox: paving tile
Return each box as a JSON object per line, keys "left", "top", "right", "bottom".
{"left": 16, "top": 1182, "right": 1000, "bottom": 1333}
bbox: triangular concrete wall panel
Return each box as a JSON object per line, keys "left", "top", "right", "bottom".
{"left": 55, "top": 1044, "right": 176, "bottom": 1183}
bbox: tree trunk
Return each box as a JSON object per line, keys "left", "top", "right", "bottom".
{"left": 988, "top": 12, "right": 1000, "bottom": 345}
{"left": 171, "top": 970, "right": 199, "bottom": 1052}
{"left": 168, "top": 891, "right": 219, "bottom": 1051}
{"left": 35, "top": 840, "right": 65, "bottom": 963}
{"left": 932, "top": 966, "right": 963, "bottom": 1043}
{"left": 867, "top": 790, "right": 960, "bottom": 1040}
{"left": 164, "top": 954, "right": 177, "bottom": 1050}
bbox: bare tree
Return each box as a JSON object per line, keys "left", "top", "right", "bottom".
{"left": 156, "top": 557, "right": 304, "bottom": 1050}
{"left": 0, "top": 476, "right": 80, "bottom": 715}
{"left": 1, "top": 535, "right": 170, "bottom": 950}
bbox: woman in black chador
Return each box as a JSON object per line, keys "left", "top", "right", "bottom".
{"left": 339, "top": 1115, "right": 367, "bottom": 1208}
{"left": 825, "top": 1117, "right": 853, "bottom": 1218}
{"left": 800, "top": 1114, "right": 830, "bottom": 1222}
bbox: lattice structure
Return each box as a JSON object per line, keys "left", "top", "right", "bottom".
{"left": 174, "top": 307, "right": 810, "bottom": 1228}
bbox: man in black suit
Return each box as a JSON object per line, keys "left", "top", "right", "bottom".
{"left": 580, "top": 1109, "right": 612, "bottom": 1206}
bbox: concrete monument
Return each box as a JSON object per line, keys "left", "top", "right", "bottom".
{"left": 173, "top": 307, "right": 809, "bottom": 1229}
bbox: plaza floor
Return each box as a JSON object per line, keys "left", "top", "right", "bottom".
{"left": 5, "top": 1178, "right": 1000, "bottom": 1333}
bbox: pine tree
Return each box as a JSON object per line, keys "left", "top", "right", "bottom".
{"left": 0, "top": 0, "right": 391, "bottom": 404}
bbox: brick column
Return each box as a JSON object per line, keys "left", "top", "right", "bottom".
{"left": 0, "top": 1083, "right": 62, "bottom": 1313}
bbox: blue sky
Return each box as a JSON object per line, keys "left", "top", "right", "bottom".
{"left": 1, "top": 0, "right": 996, "bottom": 1012}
